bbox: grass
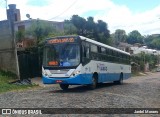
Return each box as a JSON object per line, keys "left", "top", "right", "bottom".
{"left": 0, "top": 70, "right": 38, "bottom": 94}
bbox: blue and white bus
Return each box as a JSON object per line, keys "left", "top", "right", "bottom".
{"left": 42, "top": 35, "right": 131, "bottom": 90}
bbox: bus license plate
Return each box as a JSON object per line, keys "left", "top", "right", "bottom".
{"left": 56, "top": 80, "right": 63, "bottom": 83}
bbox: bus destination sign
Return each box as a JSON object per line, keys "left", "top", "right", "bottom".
{"left": 47, "top": 37, "right": 75, "bottom": 44}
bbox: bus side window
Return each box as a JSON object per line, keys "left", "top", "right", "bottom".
{"left": 82, "top": 45, "right": 86, "bottom": 57}
{"left": 86, "top": 47, "right": 90, "bottom": 58}
{"left": 82, "top": 44, "right": 90, "bottom": 59}
{"left": 82, "top": 43, "right": 90, "bottom": 65}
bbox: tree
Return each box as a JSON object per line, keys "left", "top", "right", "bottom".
{"left": 26, "top": 20, "right": 56, "bottom": 45}
{"left": 144, "top": 35, "right": 160, "bottom": 50}
{"left": 132, "top": 53, "right": 158, "bottom": 71}
{"left": 114, "top": 29, "right": 127, "bottom": 45}
{"left": 95, "top": 20, "right": 110, "bottom": 44}
{"left": 85, "top": 17, "right": 96, "bottom": 38}
{"left": 63, "top": 20, "right": 77, "bottom": 35}
{"left": 70, "top": 15, "right": 110, "bottom": 45}
{"left": 127, "top": 30, "right": 144, "bottom": 44}
{"left": 15, "top": 30, "right": 25, "bottom": 42}
{"left": 71, "top": 15, "right": 87, "bottom": 36}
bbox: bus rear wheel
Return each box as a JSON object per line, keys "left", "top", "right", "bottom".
{"left": 114, "top": 73, "right": 123, "bottom": 85}
{"left": 59, "top": 84, "right": 69, "bottom": 90}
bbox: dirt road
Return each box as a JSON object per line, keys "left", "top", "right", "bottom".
{"left": 0, "top": 72, "right": 160, "bottom": 116}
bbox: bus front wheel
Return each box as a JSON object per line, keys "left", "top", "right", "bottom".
{"left": 88, "top": 76, "right": 97, "bottom": 90}
{"left": 59, "top": 84, "right": 69, "bottom": 90}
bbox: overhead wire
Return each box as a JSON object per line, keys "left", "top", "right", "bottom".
{"left": 48, "top": 0, "right": 78, "bottom": 20}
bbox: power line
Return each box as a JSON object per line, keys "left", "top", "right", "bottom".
{"left": 48, "top": 0, "right": 77, "bottom": 20}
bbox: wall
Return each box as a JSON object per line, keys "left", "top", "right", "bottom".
{"left": 0, "top": 20, "right": 19, "bottom": 76}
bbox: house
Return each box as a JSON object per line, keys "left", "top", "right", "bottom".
{"left": 0, "top": 4, "right": 64, "bottom": 79}
{"left": 130, "top": 46, "right": 160, "bottom": 55}
{"left": 6, "top": 3, "right": 64, "bottom": 48}
{"left": 117, "top": 42, "right": 132, "bottom": 53}
{"left": 14, "top": 19, "right": 64, "bottom": 48}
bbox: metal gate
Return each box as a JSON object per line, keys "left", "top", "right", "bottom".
{"left": 18, "top": 51, "right": 41, "bottom": 80}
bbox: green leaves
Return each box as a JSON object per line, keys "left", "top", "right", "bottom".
{"left": 132, "top": 53, "right": 158, "bottom": 71}
{"left": 69, "top": 15, "right": 110, "bottom": 45}
{"left": 112, "top": 29, "right": 127, "bottom": 46}
{"left": 127, "top": 30, "right": 144, "bottom": 44}
{"left": 145, "top": 35, "right": 160, "bottom": 49}
{"left": 15, "top": 30, "right": 25, "bottom": 42}
{"left": 26, "top": 20, "right": 56, "bottom": 45}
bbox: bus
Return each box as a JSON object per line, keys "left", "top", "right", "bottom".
{"left": 42, "top": 35, "right": 131, "bottom": 90}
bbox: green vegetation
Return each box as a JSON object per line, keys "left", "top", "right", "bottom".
{"left": 145, "top": 35, "right": 160, "bottom": 49}
{"left": 131, "top": 53, "right": 158, "bottom": 71}
{"left": 26, "top": 20, "right": 57, "bottom": 45}
{"left": 0, "top": 70, "right": 37, "bottom": 94}
{"left": 21, "top": 15, "right": 111, "bottom": 46}
{"left": 67, "top": 15, "right": 110, "bottom": 45}
{"left": 15, "top": 15, "right": 160, "bottom": 49}
{"left": 127, "top": 30, "right": 144, "bottom": 44}
{"left": 14, "top": 15, "right": 160, "bottom": 74}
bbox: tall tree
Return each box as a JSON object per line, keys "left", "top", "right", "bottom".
{"left": 114, "top": 29, "right": 127, "bottom": 45}
{"left": 64, "top": 20, "right": 77, "bottom": 35}
{"left": 71, "top": 15, "right": 87, "bottom": 36}
{"left": 127, "top": 30, "right": 144, "bottom": 44}
{"left": 70, "top": 15, "right": 110, "bottom": 45}
{"left": 85, "top": 17, "right": 96, "bottom": 38}
{"left": 95, "top": 20, "right": 110, "bottom": 44}
{"left": 144, "top": 35, "right": 160, "bottom": 49}
{"left": 26, "top": 20, "right": 56, "bottom": 45}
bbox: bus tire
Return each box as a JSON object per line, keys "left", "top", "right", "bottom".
{"left": 59, "top": 84, "right": 69, "bottom": 90}
{"left": 114, "top": 73, "right": 123, "bottom": 85}
{"left": 88, "top": 75, "right": 97, "bottom": 90}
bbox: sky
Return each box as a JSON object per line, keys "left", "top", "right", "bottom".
{"left": 0, "top": 0, "right": 160, "bottom": 35}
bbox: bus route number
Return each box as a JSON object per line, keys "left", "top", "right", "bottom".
{"left": 48, "top": 38, "right": 74, "bottom": 44}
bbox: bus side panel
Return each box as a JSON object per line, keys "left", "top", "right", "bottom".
{"left": 98, "top": 72, "right": 131, "bottom": 83}
{"left": 123, "top": 73, "right": 131, "bottom": 80}
{"left": 82, "top": 60, "right": 131, "bottom": 83}
{"left": 99, "top": 73, "right": 119, "bottom": 83}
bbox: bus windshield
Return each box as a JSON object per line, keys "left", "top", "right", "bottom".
{"left": 43, "top": 43, "right": 80, "bottom": 67}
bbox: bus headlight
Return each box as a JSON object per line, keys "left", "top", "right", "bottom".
{"left": 73, "top": 71, "right": 80, "bottom": 76}
{"left": 42, "top": 69, "right": 52, "bottom": 77}
{"left": 42, "top": 70, "right": 48, "bottom": 77}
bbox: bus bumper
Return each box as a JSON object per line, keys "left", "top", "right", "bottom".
{"left": 42, "top": 74, "right": 92, "bottom": 85}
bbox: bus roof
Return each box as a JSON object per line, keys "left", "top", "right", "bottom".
{"left": 79, "top": 36, "right": 130, "bottom": 55}
{"left": 46, "top": 35, "right": 130, "bottom": 55}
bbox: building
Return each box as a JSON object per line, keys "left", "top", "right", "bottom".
{"left": 0, "top": 4, "right": 20, "bottom": 76}
{"left": 0, "top": 4, "right": 64, "bottom": 78}
{"left": 130, "top": 46, "right": 160, "bottom": 55}
{"left": 14, "top": 19, "right": 64, "bottom": 48}
{"left": 5, "top": 4, "right": 64, "bottom": 48}
{"left": 117, "top": 42, "right": 132, "bottom": 53}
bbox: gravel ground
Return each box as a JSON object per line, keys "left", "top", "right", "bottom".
{"left": 0, "top": 72, "right": 160, "bottom": 117}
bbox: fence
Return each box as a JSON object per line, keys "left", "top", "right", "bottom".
{"left": 18, "top": 49, "right": 42, "bottom": 80}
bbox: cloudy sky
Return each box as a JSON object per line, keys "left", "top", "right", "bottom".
{"left": 0, "top": 0, "right": 160, "bottom": 35}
